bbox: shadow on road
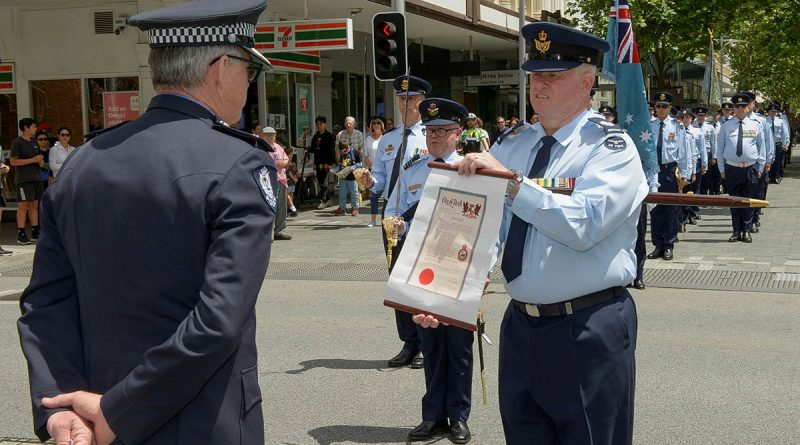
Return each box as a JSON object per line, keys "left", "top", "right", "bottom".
{"left": 307, "top": 425, "right": 416, "bottom": 444}
{"left": 285, "top": 358, "right": 389, "bottom": 374}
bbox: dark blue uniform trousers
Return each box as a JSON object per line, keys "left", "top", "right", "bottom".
{"left": 635, "top": 203, "right": 647, "bottom": 281}
{"left": 499, "top": 289, "right": 637, "bottom": 445}
{"left": 650, "top": 163, "right": 679, "bottom": 250}
{"left": 383, "top": 205, "right": 421, "bottom": 352}
{"left": 684, "top": 160, "right": 703, "bottom": 220}
{"left": 420, "top": 325, "right": 474, "bottom": 422}
{"left": 770, "top": 144, "right": 784, "bottom": 181}
{"left": 700, "top": 157, "right": 721, "bottom": 195}
{"left": 725, "top": 165, "right": 759, "bottom": 232}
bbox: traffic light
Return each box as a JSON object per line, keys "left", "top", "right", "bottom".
{"left": 372, "top": 12, "right": 407, "bottom": 81}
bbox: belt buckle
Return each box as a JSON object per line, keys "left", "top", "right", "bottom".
{"left": 524, "top": 304, "right": 540, "bottom": 317}
{"left": 740, "top": 162, "right": 748, "bottom": 167}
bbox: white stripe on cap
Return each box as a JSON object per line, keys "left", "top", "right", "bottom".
{"left": 147, "top": 22, "right": 256, "bottom": 46}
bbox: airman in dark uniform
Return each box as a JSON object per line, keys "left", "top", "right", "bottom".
{"left": 17, "top": 1, "right": 275, "bottom": 444}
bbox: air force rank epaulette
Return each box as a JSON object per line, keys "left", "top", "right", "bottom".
{"left": 604, "top": 136, "right": 627, "bottom": 150}
{"left": 84, "top": 120, "right": 132, "bottom": 142}
{"left": 403, "top": 153, "right": 422, "bottom": 170}
{"left": 496, "top": 122, "right": 528, "bottom": 145}
{"left": 212, "top": 122, "right": 271, "bottom": 152}
{"left": 587, "top": 117, "right": 625, "bottom": 134}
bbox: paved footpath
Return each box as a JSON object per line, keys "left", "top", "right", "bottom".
{"left": 0, "top": 158, "right": 798, "bottom": 444}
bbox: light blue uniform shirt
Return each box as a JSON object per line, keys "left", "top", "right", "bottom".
{"left": 491, "top": 110, "right": 648, "bottom": 304}
{"left": 369, "top": 120, "right": 427, "bottom": 200}
{"left": 384, "top": 150, "right": 463, "bottom": 236}
{"left": 749, "top": 112, "right": 774, "bottom": 165}
{"left": 766, "top": 115, "right": 790, "bottom": 146}
{"left": 693, "top": 120, "right": 718, "bottom": 160}
{"left": 716, "top": 117, "right": 766, "bottom": 174}
{"left": 686, "top": 124, "right": 707, "bottom": 170}
{"left": 650, "top": 117, "right": 693, "bottom": 176}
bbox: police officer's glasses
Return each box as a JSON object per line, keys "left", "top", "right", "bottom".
{"left": 210, "top": 54, "right": 264, "bottom": 82}
{"left": 422, "top": 127, "right": 460, "bottom": 137}
{"left": 734, "top": 103, "right": 748, "bottom": 108}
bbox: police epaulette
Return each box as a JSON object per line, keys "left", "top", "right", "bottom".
{"left": 587, "top": 117, "right": 624, "bottom": 134}
{"left": 403, "top": 153, "right": 421, "bottom": 170}
{"left": 212, "top": 122, "right": 272, "bottom": 152}
{"left": 497, "top": 122, "right": 527, "bottom": 145}
{"left": 84, "top": 120, "right": 131, "bottom": 142}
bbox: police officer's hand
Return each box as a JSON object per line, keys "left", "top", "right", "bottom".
{"left": 394, "top": 218, "right": 406, "bottom": 236}
{"left": 43, "top": 391, "right": 116, "bottom": 445}
{"left": 710, "top": 159, "right": 717, "bottom": 166}
{"left": 720, "top": 172, "right": 726, "bottom": 180}
{"left": 46, "top": 411, "right": 93, "bottom": 445}
{"left": 456, "top": 152, "right": 508, "bottom": 176}
{"left": 701, "top": 168, "right": 707, "bottom": 176}
{"left": 691, "top": 174, "right": 696, "bottom": 183}
{"left": 765, "top": 163, "right": 771, "bottom": 172}
{"left": 361, "top": 169, "right": 374, "bottom": 189}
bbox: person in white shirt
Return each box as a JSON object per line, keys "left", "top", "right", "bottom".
{"left": 50, "top": 127, "right": 76, "bottom": 177}
{"left": 364, "top": 117, "right": 385, "bottom": 227}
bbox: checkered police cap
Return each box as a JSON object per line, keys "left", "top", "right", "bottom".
{"left": 129, "top": 0, "right": 271, "bottom": 67}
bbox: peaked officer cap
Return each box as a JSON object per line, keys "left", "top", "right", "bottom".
{"left": 740, "top": 91, "right": 756, "bottom": 102}
{"left": 767, "top": 102, "right": 782, "bottom": 112}
{"left": 520, "top": 22, "right": 609, "bottom": 72}
{"left": 599, "top": 105, "right": 615, "bottom": 115}
{"left": 129, "top": 0, "right": 272, "bottom": 69}
{"left": 654, "top": 92, "right": 674, "bottom": 105}
{"left": 419, "top": 98, "right": 468, "bottom": 126}
{"left": 721, "top": 102, "right": 734, "bottom": 110}
{"left": 393, "top": 75, "right": 432, "bottom": 96}
{"left": 693, "top": 106, "right": 709, "bottom": 114}
{"left": 732, "top": 93, "right": 751, "bottom": 105}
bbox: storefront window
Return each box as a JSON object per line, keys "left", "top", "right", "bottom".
{"left": 264, "top": 72, "right": 290, "bottom": 146}
{"left": 86, "top": 77, "right": 140, "bottom": 135}
{"left": 290, "top": 73, "right": 313, "bottom": 148}
{"left": 31, "top": 79, "right": 84, "bottom": 144}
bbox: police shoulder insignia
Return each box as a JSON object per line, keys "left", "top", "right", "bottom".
{"left": 213, "top": 122, "right": 271, "bottom": 152}
{"left": 252, "top": 164, "right": 277, "bottom": 211}
{"left": 604, "top": 136, "right": 627, "bottom": 150}
{"left": 588, "top": 117, "right": 624, "bottom": 134}
{"left": 84, "top": 120, "right": 132, "bottom": 142}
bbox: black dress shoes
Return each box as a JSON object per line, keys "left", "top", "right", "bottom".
{"left": 387, "top": 348, "right": 417, "bottom": 367}
{"left": 750, "top": 226, "right": 760, "bottom": 233}
{"left": 662, "top": 248, "right": 673, "bottom": 261}
{"left": 450, "top": 421, "right": 471, "bottom": 444}
{"left": 741, "top": 231, "right": 752, "bottom": 243}
{"left": 687, "top": 217, "right": 697, "bottom": 225}
{"left": 647, "top": 248, "right": 663, "bottom": 259}
{"left": 633, "top": 279, "right": 646, "bottom": 290}
{"left": 408, "top": 420, "right": 449, "bottom": 441}
{"left": 729, "top": 233, "right": 740, "bottom": 242}
{"left": 409, "top": 351, "right": 424, "bottom": 369}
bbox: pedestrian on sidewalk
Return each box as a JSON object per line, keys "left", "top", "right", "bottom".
{"left": 364, "top": 116, "right": 385, "bottom": 227}
{"left": 10, "top": 118, "right": 44, "bottom": 245}
{"left": 0, "top": 159, "right": 12, "bottom": 255}
{"left": 49, "top": 127, "right": 76, "bottom": 178}
{"left": 333, "top": 141, "right": 361, "bottom": 216}
{"left": 262, "top": 126, "right": 292, "bottom": 240}
{"left": 309, "top": 116, "right": 336, "bottom": 208}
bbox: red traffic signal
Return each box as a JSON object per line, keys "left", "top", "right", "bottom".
{"left": 372, "top": 12, "right": 407, "bottom": 81}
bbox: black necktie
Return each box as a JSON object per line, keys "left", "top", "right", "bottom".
{"left": 657, "top": 121, "right": 664, "bottom": 165}
{"left": 736, "top": 120, "right": 743, "bottom": 156}
{"left": 387, "top": 128, "right": 412, "bottom": 198}
{"left": 434, "top": 157, "right": 444, "bottom": 162}
{"left": 501, "top": 135, "right": 557, "bottom": 282}
{"left": 772, "top": 118, "right": 776, "bottom": 138}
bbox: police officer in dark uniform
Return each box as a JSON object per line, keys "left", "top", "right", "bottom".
{"left": 17, "top": 1, "right": 275, "bottom": 444}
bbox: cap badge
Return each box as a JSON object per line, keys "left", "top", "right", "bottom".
{"left": 427, "top": 102, "right": 439, "bottom": 117}
{"left": 659, "top": 93, "right": 666, "bottom": 101}
{"left": 401, "top": 79, "right": 409, "bottom": 91}
{"left": 227, "top": 34, "right": 237, "bottom": 43}
{"left": 535, "top": 30, "right": 551, "bottom": 54}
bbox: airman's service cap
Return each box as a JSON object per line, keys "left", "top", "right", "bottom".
{"left": 419, "top": 98, "right": 468, "bottom": 126}
{"left": 732, "top": 93, "right": 751, "bottom": 106}
{"left": 129, "top": 0, "right": 272, "bottom": 68}
{"left": 599, "top": 105, "right": 615, "bottom": 115}
{"left": 654, "top": 92, "right": 674, "bottom": 105}
{"left": 693, "top": 106, "right": 708, "bottom": 114}
{"left": 393, "top": 75, "right": 432, "bottom": 96}
{"left": 520, "top": 23, "right": 609, "bottom": 72}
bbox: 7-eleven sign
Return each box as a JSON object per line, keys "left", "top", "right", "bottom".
{"left": 255, "top": 18, "right": 353, "bottom": 52}
{"left": 0, "top": 63, "right": 14, "bottom": 92}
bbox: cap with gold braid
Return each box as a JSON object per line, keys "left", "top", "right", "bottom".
{"left": 520, "top": 22, "right": 610, "bottom": 72}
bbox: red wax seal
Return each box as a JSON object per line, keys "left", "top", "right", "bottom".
{"left": 419, "top": 268, "right": 434, "bottom": 285}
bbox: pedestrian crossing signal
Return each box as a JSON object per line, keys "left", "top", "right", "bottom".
{"left": 372, "top": 12, "right": 407, "bottom": 81}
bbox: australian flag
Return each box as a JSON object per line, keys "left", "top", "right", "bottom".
{"left": 602, "top": 0, "right": 658, "bottom": 173}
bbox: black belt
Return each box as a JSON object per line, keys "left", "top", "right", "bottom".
{"left": 659, "top": 162, "right": 677, "bottom": 169}
{"left": 512, "top": 286, "right": 621, "bottom": 317}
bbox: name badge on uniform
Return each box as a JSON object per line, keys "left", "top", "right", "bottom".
{"left": 385, "top": 144, "right": 394, "bottom": 153}
{"left": 408, "top": 183, "right": 422, "bottom": 191}
{"left": 252, "top": 165, "right": 277, "bottom": 211}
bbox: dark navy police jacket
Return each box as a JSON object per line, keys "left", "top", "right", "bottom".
{"left": 18, "top": 94, "right": 276, "bottom": 444}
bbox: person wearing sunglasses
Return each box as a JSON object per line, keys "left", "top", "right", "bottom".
{"left": 17, "top": 1, "right": 276, "bottom": 444}
{"left": 34, "top": 130, "right": 53, "bottom": 191}
{"left": 647, "top": 92, "right": 693, "bottom": 261}
{"left": 49, "top": 127, "right": 75, "bottom": 178}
